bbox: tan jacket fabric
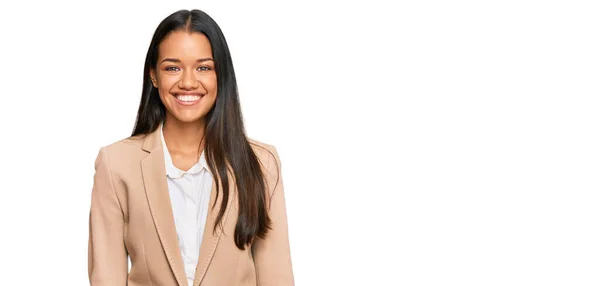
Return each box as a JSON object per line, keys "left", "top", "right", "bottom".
{"left": 88, "top": 129, "right": 294, "bottom": 286}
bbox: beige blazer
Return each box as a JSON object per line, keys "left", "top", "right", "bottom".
{"left": 88, "top": 129, "right": 294, "bottom": 286}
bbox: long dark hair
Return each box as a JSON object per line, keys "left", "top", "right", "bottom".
{"left": 132, "top": 9, "right": 272, "bottom": 250}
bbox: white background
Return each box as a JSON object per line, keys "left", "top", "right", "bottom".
{"left": 0, "top": 0, "right": 598, "bottom": 285}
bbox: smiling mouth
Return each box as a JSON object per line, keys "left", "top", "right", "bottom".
{"left": 173, "top": 93, "right": 204, "bottom": 106}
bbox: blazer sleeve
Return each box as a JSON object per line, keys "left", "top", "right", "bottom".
{"left": 88, "top": 147, "right": 128, "bottom": 285}
{"left": 252, "top": 145, "right": 295, "bottom": 286}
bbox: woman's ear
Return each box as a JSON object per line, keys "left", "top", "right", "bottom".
{"left": 150, "top": 69, "right": 157, "bottom": 88}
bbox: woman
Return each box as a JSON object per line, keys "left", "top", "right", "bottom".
{"left": 88, "top": 9, "right": 294, "bottom": 286}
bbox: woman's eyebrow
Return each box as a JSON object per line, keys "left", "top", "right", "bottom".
{"left": 160, "top": 57, "right": 214, "bottom": 64}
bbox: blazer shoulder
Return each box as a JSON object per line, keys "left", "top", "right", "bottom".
{"left": 95, "top": 134, "right": 148, "bottom": 170}
{"left": 248, "top": 137, "right": 274, "bottom": 151}
{"left": 101, "top": 134, "right": 146, "bottom": 154}
{"left": 247, "top": 137, "right": 278, "bottom": 164}
{"left": 247, "top": 138, "right": 282, "bottom": 192}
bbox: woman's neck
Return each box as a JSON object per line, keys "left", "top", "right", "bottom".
{"left": 162, "top": 118, "right": 206, "bottom": 154}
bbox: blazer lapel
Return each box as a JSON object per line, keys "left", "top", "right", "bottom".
{"left": 141, "top": 130, "right": 188, "bottom": 286}
{"left": 193, "top": 165, "right": 237, "bottom": 286}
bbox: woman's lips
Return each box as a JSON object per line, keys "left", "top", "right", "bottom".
{"left": 174, "top": 94, "right": 203, "bottom": 106}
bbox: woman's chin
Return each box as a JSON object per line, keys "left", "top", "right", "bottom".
{"left": 167, "top": 111, "right": 206, "bottom": 124}
{"left": 176, "top": 116, "right": 205, "bottom": 124}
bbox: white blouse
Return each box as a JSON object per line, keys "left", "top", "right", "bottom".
{"left": 160, "top": 125, "right": 214, "bottom": 286}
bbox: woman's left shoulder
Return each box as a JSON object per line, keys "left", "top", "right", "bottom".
{"left": 247, "top": 138, "right": 279, "bottom": 166}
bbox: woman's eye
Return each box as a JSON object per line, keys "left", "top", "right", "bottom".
{"left": 165, "top": 66, "right": 180, "bottom": 71}
{"left": 198, "top": 66, "right": 212, "bottom": 71}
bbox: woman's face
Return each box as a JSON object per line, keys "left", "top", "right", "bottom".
{"left": 150, "top": 31, "right": 218, "bottom": 125}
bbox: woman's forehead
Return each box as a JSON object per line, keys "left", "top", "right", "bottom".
{"left": 158, "top": 31, "right": 213, "bottom": 60}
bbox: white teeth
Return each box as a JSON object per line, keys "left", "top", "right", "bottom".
{"left": 176, "top": 95, "right": 201, "bottom": 102}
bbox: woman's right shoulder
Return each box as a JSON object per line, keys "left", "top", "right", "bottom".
{"left": 95, "top": 134, "right": 150, "bottom": 166}
{"left": 101, "top": 134, "right": 146, "bottom": 151}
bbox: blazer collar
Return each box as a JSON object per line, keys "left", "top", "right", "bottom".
{"left": 140, "top": 127, "right": 237, "bottom": 286}
{"left": 141, "top": 126, "right": 162, "bottom": 153}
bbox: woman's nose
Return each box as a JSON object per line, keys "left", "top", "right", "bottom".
{"left": 179, "top": 70, "right": 199, "bottom": 89}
